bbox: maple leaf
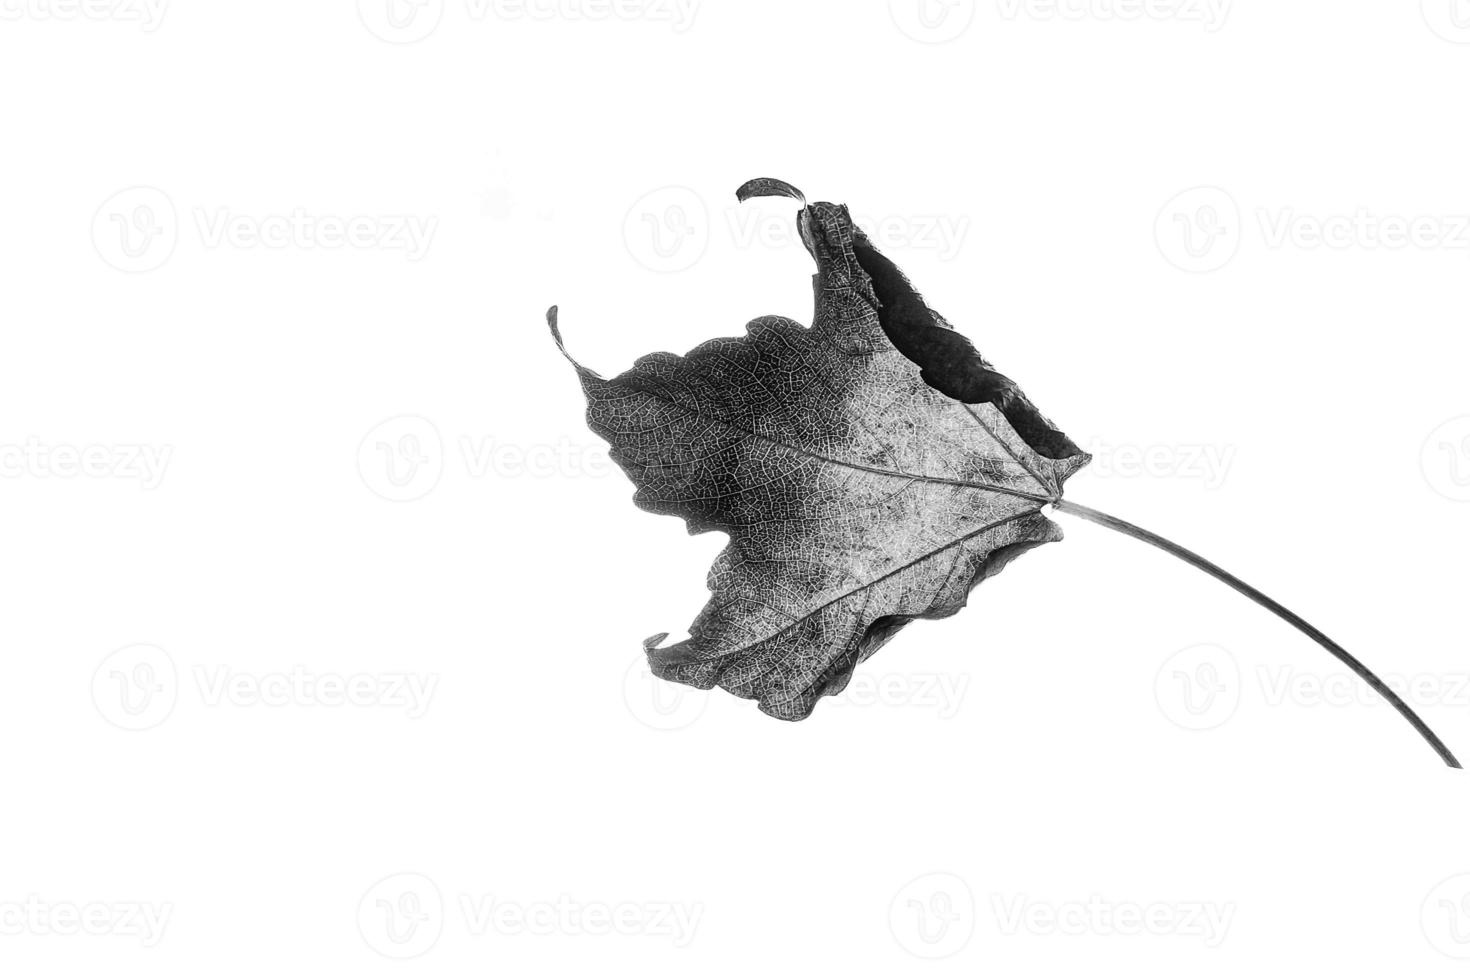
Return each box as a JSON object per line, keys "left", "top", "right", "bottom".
{"left": 551, "top": 178, "right": 1461, "bottom": 768}
{"left": 550, "top": 179, "right": 1088, "bottom": 720}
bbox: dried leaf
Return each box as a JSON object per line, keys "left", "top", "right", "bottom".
{"left": 550, "top": 182, "right": 1088, "bottom": 719}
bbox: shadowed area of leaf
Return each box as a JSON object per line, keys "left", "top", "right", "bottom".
{"left": 848, "top": 230, "right": 1082, "bottom": 461}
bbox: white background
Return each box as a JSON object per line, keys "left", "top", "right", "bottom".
{"left": 3, "top": 0, "right": 1470, "bottom": 976}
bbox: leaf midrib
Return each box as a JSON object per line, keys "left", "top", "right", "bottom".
{"left": 604, "top": 380, "right": 1057, "bottom": 505}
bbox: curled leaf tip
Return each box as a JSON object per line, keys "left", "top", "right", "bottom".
{"left": 736, "top": 178, "right": 806, "bottom": 206}
{"left": 546, "top": 304, "right": 566, "bottom": 351}
{"left": 546, "top": 305, "right": 603, "bottom": 381}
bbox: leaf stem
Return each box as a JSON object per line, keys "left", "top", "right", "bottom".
{"left": 1052, "top": 497, "right": 1462, "bottom": 769}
